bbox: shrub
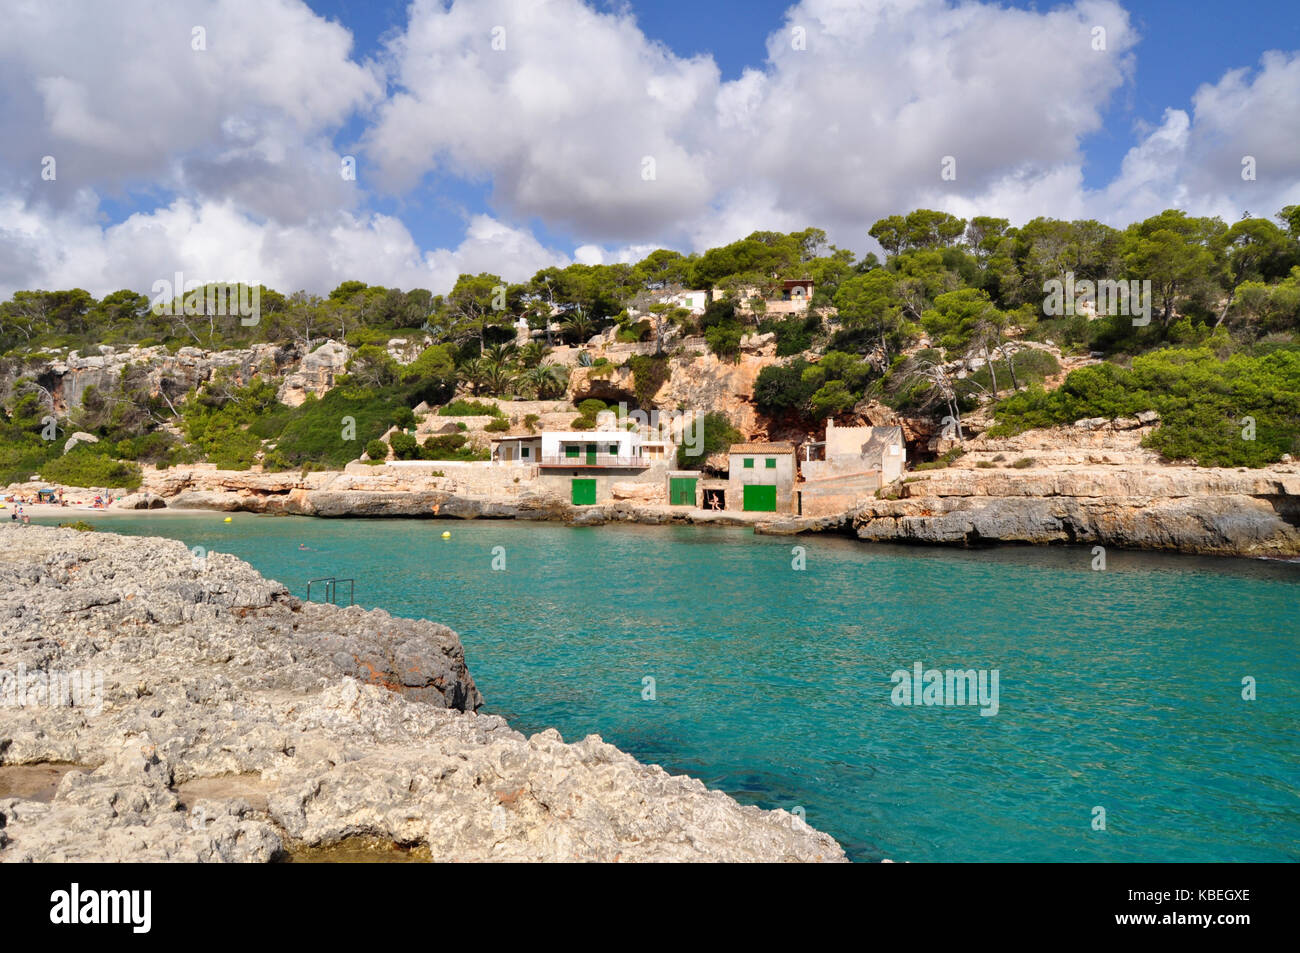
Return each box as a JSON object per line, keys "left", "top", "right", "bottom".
{"left": 389, "top": 431, "right": 419, "bottom": 460}
{"left": 420, "top": 434, "right": 489, "bottom": 461}
{"left": 485, "top": 418, "right": 510, "bottom": 432}
{"left": 1011, "top": 457, "right": 1036, "bottom": 469}
{"left": 364, "top": 438, "right": 389, "bottom": 462}
{"left": 439, "top": 399, "right": 503, "bottom": 417}
{"left": 990, "top": 346, "right": 1300, "bottom": 466}
{"left": 58, "top": 520, "right": 97, "bottom": 532}
{"left": 676, "top": 411, "right": 741, "bottom": 469}
{"left": 524, "top": 413, "right": 540, "bottom": 432}
{"left": 40, "top": 450, "right": 143, "bottom": 491}
{"left": 626, "top": 355, "right": 670, "bottom": 406}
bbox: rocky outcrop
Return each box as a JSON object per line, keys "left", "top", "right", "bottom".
{"left": 30, "top": 344, "right": 295, "bottom": 414}
{"left": 0, "top": 526, "right": 845, "bottom": 862}
{"left": 852, "top": 465, "right": 1300, "bottom": 556}
{"left": 276, "top": 340, "right": 351, "bottom": 407}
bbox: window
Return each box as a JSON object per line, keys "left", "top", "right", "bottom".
{"left": 743, "top": 458, "right": 754, "bottom": 469}
{"left": 765, "top": 458, "right": 776, "bottom": 468}
{"left": 521, "top": 447, "right": 530, "bottom": 458}
{"left": 565, "top": 445, "right": 580, "bottom": 459}
{"left": 608, "top": 445, "right": 619, "bottom": 454}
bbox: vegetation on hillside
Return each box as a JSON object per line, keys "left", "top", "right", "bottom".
{"left": 2, "top": 205, "right": 1298, "bottom": 474}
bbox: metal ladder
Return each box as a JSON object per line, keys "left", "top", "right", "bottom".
{"left": 306, "top": 576, "right": 355, "bottom": 606}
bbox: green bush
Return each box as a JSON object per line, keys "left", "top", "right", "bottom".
{"left": 439, "top": 399, "right": 503, "bottom": 417}
{"left": 991, "top": 345, "right": 1300, "bottom": 466}
{"left": 389, "top": 431, "right": 419, "bottom": 460}
{"left": 420, "top": 434, "right": 489, "bottom": 461}
{"left": 485, "top": 417, "right": 510, "bottom": 432}
{"left": 364, "top": 438, "right": 389, "bottom": 462}
{"left": 676, "top": 411, "right": 741, "bottom": 469}
{"left": 626, "top": 355, "right": 670, "bottom": 406}
{"left": 40, "top": 449, "right": 143, "bottom": 490}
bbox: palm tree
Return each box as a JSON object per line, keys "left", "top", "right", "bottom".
{"left": 517, "top": 340, "right": 550, "bottom": 368}
{"left": 457, "top": 357, "right": 488, "bottom": 396}
{"left": 479, "top": 357, "right": 517, "bottom": 396}
{"left": 520, "top": 363, "right": 569, "bottom": 399}
{"left": 560, "top": 307, "right": 597, "bottom": 345}
{"left": 483, "top": 340, "right": 518, "bottom": 365}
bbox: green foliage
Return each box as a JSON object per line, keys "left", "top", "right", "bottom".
{"left": 760, "top": 314, "right": 821, "bottom": 356}
{"left": 626, "top": 355, "right": 670, "bottom": 406}
{"left": 364, "top": 438, "right": 389, "bottom": 462}
{"left": 58, "top": 520, "right": 97, "bottom": 532}
{"left": 40, "top": 448, "right": 142, "bottom": 490}
{"left": 675, "top": 411, "right": 742, "bottom": 470}
{"left": 390, "top": 431, "right": 419, "bottom": 460}
{"left": 485, "top": 417, "right": 510, "bottom": 432}
{"left": 439, "top": 399, "right": 504, "bottom": 417}
{"left": 991, "top": 346, "right": 1300, "bottom": 466}
{"left": 420, "top": 434, "right": 489, "bottom": 461}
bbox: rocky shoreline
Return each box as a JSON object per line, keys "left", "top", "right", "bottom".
{"left": 10, "top": 415, "right": 1300, "bottom": 557}
{"left": 0, "top": 525, "right": 845, "bottom": 862}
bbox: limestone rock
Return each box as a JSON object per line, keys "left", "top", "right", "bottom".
{"left": 63, "top": 432, "right": 99, "bottom": 453}
{"left": 0, "top": 526, "right": 846, "bottom": 863}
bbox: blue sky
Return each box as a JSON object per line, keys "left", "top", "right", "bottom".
{"left": 2, "top": 0, "right": 1297, "bottom": 297}
{"left": 303, "top": 0, "right": 1300, "bottom": 259}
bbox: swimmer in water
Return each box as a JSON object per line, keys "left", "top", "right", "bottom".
{"left": 298, "top": 543, "right": 312, "bottom": 551}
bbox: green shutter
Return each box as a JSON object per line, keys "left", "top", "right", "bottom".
{"left": 565, "top": 445, "right": 579, "bottom": 459}
{"left": 669, "top": 477, "right": 696, "bottom": 506}
{"left": 743, "top": 458, "right": 754, "bottom": 468}
{"left": 521, "top": 446, "right": 530, "bottom": 458}
{"left": 571, "top": 478, "right": 597, "bottom": 505}
{"left": 766, "top": 457, "right": 776, "bottom": 468}
{"left": 608, "top": 444, "right": 619, "bottom": 455}
{"left": 586, "top": 443, "right": 597, "bottom": 465}
{"left": 743, "top": 484, "right": 777, "bottom": 512}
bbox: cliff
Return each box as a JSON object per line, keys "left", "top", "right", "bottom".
{"left": 0, "top": 525, "right": 845, "bottom": 862}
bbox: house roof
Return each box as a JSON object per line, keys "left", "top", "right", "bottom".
{"left": 729, "top": 442, "right": 795, "bottom": 455}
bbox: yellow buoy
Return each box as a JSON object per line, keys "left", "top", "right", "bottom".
{"left": 223, "top": 517, "right": 232, "bottom": 522}
{"left": 441, "top": 531, "right": 451, "bottom": 539}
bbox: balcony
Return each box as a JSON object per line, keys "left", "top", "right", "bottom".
{"left": 539, "top": 453, "right": 649, "bottom": 469}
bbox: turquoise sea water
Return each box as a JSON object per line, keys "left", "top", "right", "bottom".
{"left": 32, "top": 513, "right": 1300, "bottom": 862}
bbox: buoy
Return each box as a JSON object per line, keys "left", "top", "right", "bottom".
{"left": 441, "top": 531, "right": 451, "bottom": 539}
{"left": 223, "top": 517, "right": 232, "bottom": 522}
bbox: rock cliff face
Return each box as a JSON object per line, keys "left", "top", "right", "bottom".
{"left": 852, "top": 465, "right": 1300, "bottom": 556}
{"left": 0, "top": 526, "right": 845, "bottom": 862}
{"left": 4, "top": 340, "right": 357, "bottom": 414}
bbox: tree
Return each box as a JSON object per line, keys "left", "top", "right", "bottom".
{"left": 1121, "top": 211, "right": 1222, "bottom": 326}
{"left": 445, "top": 273, "right": 508, "bottom": 353}
{"left": 1214, "top": 218, "right": 1293, "bottom": 326}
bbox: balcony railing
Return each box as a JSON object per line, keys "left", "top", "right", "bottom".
{"left": 539, "top": 453, "right": 649, "bottom": 468}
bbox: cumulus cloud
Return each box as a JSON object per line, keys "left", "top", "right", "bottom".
{"left": 1099, "top": 51, "right": 1300, "bottom": 224}
{"left": 0, "top": 0, "right": 382, "bottom": 218}
{"left": 0, "top": 195, "right": 568, "bottom": 299}
{"left": 365, "top": 0, "right": 1142, "bottom": 251}
{"left": 0, "top": 0, "right": 1297, "bottom": 300}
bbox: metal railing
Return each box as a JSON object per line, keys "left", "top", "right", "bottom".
{"left": 538, "top": 453, "right": 648, "bottom": 468}
{"left": 306, "top": 576, "right": 355, "bottom": 606}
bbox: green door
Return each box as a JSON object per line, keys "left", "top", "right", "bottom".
{"left": 586, "top": 443, "right": 597, "bottom": 465}
{"left": 669, "top": 477, "right": 697, "bottom": 506}
{"left": 571, "top": 478, "right": 597, "bottom": 505}
{"left": 743, "top": 484, "right": 777, "bottom": 512}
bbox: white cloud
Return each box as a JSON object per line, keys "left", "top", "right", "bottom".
{"left": 1098, "top": 51, "right": 1300, "bottom": 224}
{"left": 0, "top": 0, "right": 1297, "bottom": 301}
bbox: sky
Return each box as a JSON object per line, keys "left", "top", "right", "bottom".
{"left": 0, "top": 0, "right": 1297, "bottom": 299}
